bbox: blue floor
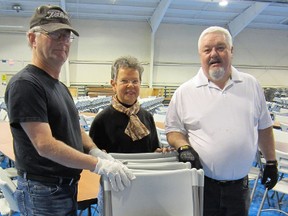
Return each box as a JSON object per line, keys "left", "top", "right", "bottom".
{"left": 1, "top": 155, "right": 287, "bottom": 216}
{"left": 249, "top": 178, "right": 288, "bottom": 215}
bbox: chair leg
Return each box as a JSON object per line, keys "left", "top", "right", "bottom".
{"left": 275, "top": 192, "right": 286, "bottom": 211}
{"left": 250, "top": 175, "right": 259, "bottom": 201}
{"left": 257, "top": 188, "right": 269, "bottom": 216}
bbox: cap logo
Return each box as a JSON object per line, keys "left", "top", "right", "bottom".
{"left": 46, "top": 9, "right": 69, "bottom": 21}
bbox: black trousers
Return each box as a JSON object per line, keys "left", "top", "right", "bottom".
{"left": 204, "top": 176, "right": 250, "bottom": 216}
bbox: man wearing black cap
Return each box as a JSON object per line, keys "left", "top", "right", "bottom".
{"left": 5, "top": 5, "right": 135, "bottom": 215}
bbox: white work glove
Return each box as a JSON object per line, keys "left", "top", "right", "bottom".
{"left": 93, "top": 157, "right": 136, "bottom": 191}
{"left": 89, "top": 147, "right": 115, "bottom": 161}
{"left": 89, "top": 147, "right": 128, "bottom": 165}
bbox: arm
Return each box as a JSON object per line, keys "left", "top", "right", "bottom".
{"left": 167, "top": 131, "right": 190, "bottom": 149}
{"left": 81, "top": 128, "right": 97, "bottom": 154}
{"left": 21, "top": 122, "right": 97, "bottom": 171}
{"left": 258, "top": 126, "right": 276, "bottom": 161}
{"left": 258, "top": 126, "right": 278, "bottom": 190}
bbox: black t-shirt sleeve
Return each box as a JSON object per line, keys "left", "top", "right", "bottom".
{"left": 6, "top": 79, "right": 48, "bottom": 125}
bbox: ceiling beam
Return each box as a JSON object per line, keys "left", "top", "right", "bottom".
{"left": 149, "top": 0, "right": 172, "bottom": 34}
{"left": 227, "top": 2, "right": 270, "bottom": 38}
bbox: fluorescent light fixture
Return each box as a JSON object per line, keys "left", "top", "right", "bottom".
{"left": 0, "top": 25, "right": 23, "bottom": 28}
{"left": 219, "top": 0, "right": 228, "bottom": 7}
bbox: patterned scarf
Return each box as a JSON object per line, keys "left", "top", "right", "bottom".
{"left": 112, "top": 95, "right": 150, "bottom": 141}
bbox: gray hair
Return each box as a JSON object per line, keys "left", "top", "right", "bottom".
{"left": 198, "top": 26, "right": 233, "bottom": 51}
{"left": 27, "top": 26, "right": 42, "bottom": 48}
{"left": 111, "top": 56, "right": 144, "bottom": 81}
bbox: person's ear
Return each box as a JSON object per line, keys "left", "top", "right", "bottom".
{"left": 28, "top": 32, "right": 37, "bottom": 48}
{"left": 110, "top": 79, "right": 116, "bottom": 92}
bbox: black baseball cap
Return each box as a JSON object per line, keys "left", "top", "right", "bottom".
{"left": 29, "top": 5, "right": 79, "bottom": 36}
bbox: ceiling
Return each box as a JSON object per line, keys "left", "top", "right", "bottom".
{"left": 0, "top": 0, "right": 288, "bottom": 36}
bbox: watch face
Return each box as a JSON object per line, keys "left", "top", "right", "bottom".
{"left": 180, "top": 151, "right": 195, "bottom": 161}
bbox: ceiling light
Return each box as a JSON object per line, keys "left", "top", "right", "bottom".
{"left": 12, "top": 4, "right": 22, "bottom": 13}
{"left": 219, "top": 0, "right": 228, "bottom": 7}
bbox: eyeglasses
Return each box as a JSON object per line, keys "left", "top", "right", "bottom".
{"left": 117, "top": 79, "right": 140, "bottom": 86}
{"left": 37, "top": 30, "right": 74, "bottom": 43}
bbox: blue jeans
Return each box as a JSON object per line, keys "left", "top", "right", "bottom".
{"left": 204, "top": 176, "right": 250, "bottom": 216}
{"left": 15, "top": 176, "right": 78, "bottom": 216}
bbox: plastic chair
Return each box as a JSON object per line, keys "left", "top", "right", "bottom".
{"left": 248, "top": 149, "right": 264, "bottom": 202}
{"left": 273, "top": 128, "right": 288, "bottom": 144}
{"left": 257, "top": 149, "right": 288, "bottom": 216}
{"left": 280, "top": 122, "right": 288, "bottom": 132}
{"left": 0, "top": 109, "right": 8, "bottom": 121}
{"left": 118, "top": 156, "right": 179, "bottom": 164}
{"left": 153, "top": 113, "right": 166, "bottom": 123}
{"left": 156, "top": 126, "right": 170, "bottom": 148}
{"left": 126, "top": 161, "right": 191, "bottom": 170}
{"left": 0, "top": 167, "right": 19, "bottom": 214}
{"left": 274, "top": 114, "right": 288, "bottom": 124}
{"left": 109, "top": 151, "right": 178, "bottom": 160}
{"left": 101, "top": 168, "right": 204, "bottom": 216}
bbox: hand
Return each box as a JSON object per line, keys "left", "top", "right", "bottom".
{"left": 177, "top": 145, "right": 202, "bottom": 169}
{"left": 93, "top": 158, "right": 136, "bottom": 191}
{"left": 261, "top": 160, "right": 278, "bottom": 190}
{"left": 89, "top": 147, "right": 115, "bottom": 161}
{"left": 154, "top": 147, "right": 175, "bottom": 153}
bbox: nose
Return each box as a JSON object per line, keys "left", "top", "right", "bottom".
{"left": 210, "top": 47, "right": 218, "bottom": 56}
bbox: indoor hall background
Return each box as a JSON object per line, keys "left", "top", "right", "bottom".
{"left": 1, "top": 1, "right": 288, "bottom": 215}
{"left": 0, "top": 1, "right": 288, "bottom": 96}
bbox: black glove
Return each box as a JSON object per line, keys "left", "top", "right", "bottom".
{"left": 261, "top": 160, "right": 278, "bottom": 190}
{"left": 177, "top": 145, "right": 202, "bottom": 169}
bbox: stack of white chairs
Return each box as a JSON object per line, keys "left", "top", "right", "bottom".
{"left": 268, "top": 102, "right": 281, "bottom": 113}
{"left": 0, "top": 167, "right": 19, "bottom": 215}
{"left": 101, "top": 152, "right": 204, "bottom": 216}
{"left": 74, "top": 96, "right": 112, "bottom": 113}
{"left": 154, "top": 105, "right": 168, "bottom": 115}
{"left": 139, "top": 97, "right": 165, "bottom": 114}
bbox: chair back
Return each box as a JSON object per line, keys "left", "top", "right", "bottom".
{"left": 273, "top": 129, "right": 288, "bottom": 144}
{"left": 102, "top": 168, "right": 204, "bottom": 216}
{"left": 120, "top": 156, "right": 179, "bottom": 164}
{"left": 276, "top": 150, "right": 288, "bottom": 175}
{"left": 0, "top": 167, "right": 19, "bottom": 212}
{"left": 126, "top": 161, "right": 191, "bottom": 170}
{"left": 109, "top": 151, "right": 178, "bottom": 160}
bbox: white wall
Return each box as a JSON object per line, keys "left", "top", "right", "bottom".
{"left": 0, "top": 17, "right": 287, "bottom": 96}
{"left": 69, "top": 19, "right": 151, "bottom": 85}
